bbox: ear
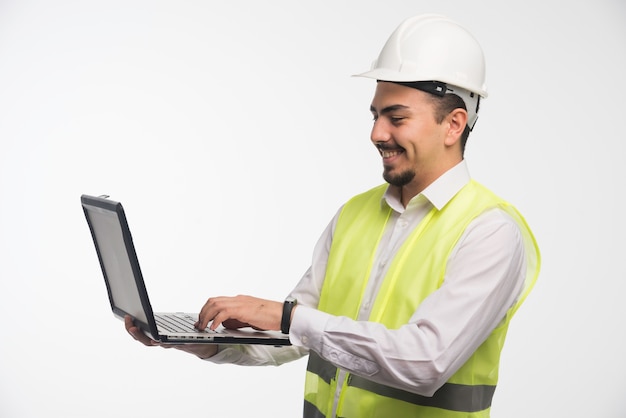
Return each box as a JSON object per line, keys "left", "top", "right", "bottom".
{"left": 443, "top": 108, "right": 468, "bottom": 147}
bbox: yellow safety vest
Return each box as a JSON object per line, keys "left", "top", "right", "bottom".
{"left": 304, "top": 180, "right": 540, "bottom": 417}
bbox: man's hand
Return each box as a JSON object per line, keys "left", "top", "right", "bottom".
{"left": 125, "top": 315, "right": 160, "bottom": 346}
{"left": 124, "top": 315, "right": 218, "bottom": 359}
{"left": 195, "top": 295, "right": 283, "bottom": 332}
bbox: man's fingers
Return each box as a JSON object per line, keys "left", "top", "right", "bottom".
{"left": 197, "top": 296, "right": 230, "bottom": 330}
{"left": 124, "top": 315, "right": 159, "bottom": 346}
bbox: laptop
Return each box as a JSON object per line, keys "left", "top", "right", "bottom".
{"left": 81, "top": 194, "right": 291, "bottom": 346}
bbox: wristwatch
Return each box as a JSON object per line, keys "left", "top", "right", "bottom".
{"left": 281, "top": 297, "right": 297, "bottom": 334}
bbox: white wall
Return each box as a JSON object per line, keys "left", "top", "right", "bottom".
{"left": 1, "top": 1, "right": 624, "bottom": 416}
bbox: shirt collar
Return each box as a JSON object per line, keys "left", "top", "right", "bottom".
{"left": 382, "top": 160, "right": 471, "bottom": 212}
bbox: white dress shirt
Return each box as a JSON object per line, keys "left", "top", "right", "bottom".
{"left": 209, "top": 160, "right": 526, "bottom": 399}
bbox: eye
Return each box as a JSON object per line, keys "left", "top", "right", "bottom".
{"left": 390, "top": 116, "right": 405, "bottom": 125}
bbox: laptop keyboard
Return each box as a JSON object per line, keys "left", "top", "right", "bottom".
{"left": 155, "top": 313, "right": 215, "bottom": 334}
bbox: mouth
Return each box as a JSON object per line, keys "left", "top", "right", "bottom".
{"left": 381, "top": 149, "right": 403, "bottom": 158}
{"left": 377, "top": 144, "right": 405, "bottom": 159}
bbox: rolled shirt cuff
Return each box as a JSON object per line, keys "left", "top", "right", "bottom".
{"left": 289, "top": 305, "right": 331, "bottom": 351}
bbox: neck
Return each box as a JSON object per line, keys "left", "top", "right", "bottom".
{"left": 399, "top": 175, "right": 434, "bottom": 207}
{"left": 400, "top": 159, "right": 463, "bottom": 207}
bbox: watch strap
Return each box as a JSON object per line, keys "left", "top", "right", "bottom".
{"left": 281, "top": 297, "right": 297, "bottom": 334}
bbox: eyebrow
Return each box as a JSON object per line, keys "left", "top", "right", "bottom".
{"left": 369, "top": 104, "right": 411, "bottom": 115}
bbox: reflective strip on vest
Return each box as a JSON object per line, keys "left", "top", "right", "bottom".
{"left": 305, "top": 352, "right": 495, "bottom": 415}
{"left": 304, "top": 400, "right": 326, "bottom": 418}
{"left": 348, "top": 375, "right": 495, "bottom": 412}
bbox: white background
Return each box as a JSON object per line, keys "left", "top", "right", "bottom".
{"left": 1, "top": 1, "right": 625, "bottom": 417}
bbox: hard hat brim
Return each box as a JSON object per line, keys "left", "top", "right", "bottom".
{"left": 353, "top": 69, "right": 488, "bottom": 98}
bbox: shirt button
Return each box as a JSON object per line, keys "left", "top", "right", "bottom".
{"left": 301, "top": 336, "right": 309, "bottom": 345}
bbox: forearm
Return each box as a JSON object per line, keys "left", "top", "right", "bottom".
{"left": 290, "top": 306, "right": 454, "bottom": 396}
{"left": 205, "top": 343, "right": 308, "bottom": 367}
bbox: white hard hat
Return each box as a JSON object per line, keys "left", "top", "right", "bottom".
{"left": 355, "top": 14, "right": 488, "bottom": 129}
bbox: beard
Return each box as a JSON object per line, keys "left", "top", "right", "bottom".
{"left": 377, "top": 144, "right": 416, "bottom": 187}
{"left": 383, "top": 166, "right": 415, "bottom": 187}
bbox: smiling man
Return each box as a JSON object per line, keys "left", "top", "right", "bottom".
{"left": 126, "top": 14, "right": 541, "bottom": 418}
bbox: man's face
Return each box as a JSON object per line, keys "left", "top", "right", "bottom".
{"left": 369, "top": 82, "right": 455, "bottom": 195}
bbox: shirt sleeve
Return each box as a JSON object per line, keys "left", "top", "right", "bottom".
{"left": 207, "top": 343, "right": 309, "bottom": 366}
{"left": 289, "top": 208, "right": 527, "bottom": 396}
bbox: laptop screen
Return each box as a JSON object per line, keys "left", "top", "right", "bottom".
{"left": 83, "top": 200, "right": 149, "bottom": 325}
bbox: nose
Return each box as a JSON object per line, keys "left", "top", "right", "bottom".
{"left": 370, "top": 118, "right": 391, "bottom": 145}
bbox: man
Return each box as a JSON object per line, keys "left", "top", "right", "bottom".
{"left": 127, "top": 14, "right": 540, "bottom": 417}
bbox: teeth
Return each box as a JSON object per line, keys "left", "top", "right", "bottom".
{"left": 382, "top": 150, "right": 402, "bottom": 158}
